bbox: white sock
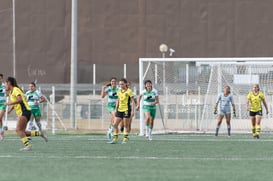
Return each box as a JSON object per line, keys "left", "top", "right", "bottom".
{"left": 36, "top": 121, "right": 42, "bottom": 131}
{"left": 149, "top": 127, "right": 153, "bottom": 136}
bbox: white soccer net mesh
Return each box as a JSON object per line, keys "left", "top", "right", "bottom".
{"left": 139, "top": 58, "right": 273, "bottom": 134}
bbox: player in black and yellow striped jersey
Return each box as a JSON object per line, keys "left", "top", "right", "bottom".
{"left": 5, "top": 77, "right": 48, "bottom": 151}
{"left": 108, "top": 78, "right": 135, "bottom": 144}
{"left": 119, "top": 81, "right": 137, "bottom": 134}
{"left": 246, "top": 84, "right": 269, "bottom": 139}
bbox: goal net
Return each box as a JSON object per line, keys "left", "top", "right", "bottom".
{"left": 139, "top": 58, "right": 273, "bottom": 135}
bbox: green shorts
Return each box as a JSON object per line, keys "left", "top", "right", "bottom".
{"left": 0, "top": 102, "right": 6, "bottom": 111}
{"left": 31, "top": 108, "right": 42, "bottom": 118}
{"left": 143, "top": 105, "right": 156, "bottom": 119}
{"left": 107, "top": 103, "right": 116, "bottom": 113}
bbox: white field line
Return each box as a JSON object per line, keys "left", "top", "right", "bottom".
{"left": 3, "top": 136, "right": 273, "bottom": 142}
{"left": 0, "top": 155, "right": 273, "bottom": 161}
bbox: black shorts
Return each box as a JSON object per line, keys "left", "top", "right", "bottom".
{"left": 249, "top": 110, "right": 262, "bottom": 117}
{"left": 116, "top": 111, "right": 131, "bottom": 119}
{"left": 22, "top": 110, "right": 32, "bottom": 121}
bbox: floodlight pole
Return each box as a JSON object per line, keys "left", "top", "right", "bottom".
{"left": 124, "top": 64, "right": 127, "bottom": 78}
{"left": 70, "top": 0, "right": 78, "bottom": 129}
{"left": 162, "top": 53, "right": 166, "bottom": 126}
{"left": 93, "top": 64, "right": 96, "bottom": 96}
{"left": 12, "top": 0, "right": 16, "bottom": 77}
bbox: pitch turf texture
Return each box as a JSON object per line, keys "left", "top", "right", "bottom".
{"left": 1, "top": 133, "right": 273, "bottom": 181}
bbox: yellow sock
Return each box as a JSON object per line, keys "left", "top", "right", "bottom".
{"left": 30, "top": 131, "right": 41, "bottom": 137}
{"left": 21, "top": 137, "right": 31, "bottom": 147}
{"left": 124, "top": 132, "right": 129, "bottom": 138}
{"left": 251, "top": 125, "right": 256, "bottom": 136}
{"left": 256, "top": 125, "right": 261, "bottom": 136}
{"left": 113, "top": 132, "right": 118, "bottom": 141}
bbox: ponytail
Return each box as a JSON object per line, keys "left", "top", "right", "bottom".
{"left": 6, "top": 77, "right": 23, "bottom": 92}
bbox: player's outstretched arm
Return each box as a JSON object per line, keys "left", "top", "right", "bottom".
{"left": 39, "top": 95, "right": 46, "bottom": 103}
{"left": 214, "top": 103, "right": 218, "bottom": 114}
{"left": 246, "top": 99, "right": 250, "bottom": 112}
{"left": 8, "top": 106, "right": 14, "bottom": 114}
{"left": 101, "top": 85, "right": 107, "bottom": 98}
{"left": 131, "top": 96, "right": 135, "bottom": 117}
{"left": 136, "top": 95, "right": 142, "bottom": 111}
{"left": 232, "top": 104, "right": 236, "bottom": 117}
{"left": 262, "top": 99, "right": 269, "bottom": 114}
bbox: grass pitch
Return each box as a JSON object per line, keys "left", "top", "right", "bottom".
{"left": 1, "top": 133, "right": 273, "bottom": 181}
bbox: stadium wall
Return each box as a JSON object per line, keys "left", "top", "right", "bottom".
{"left": 1, "top": 0, "right": 273, "bottom": 83}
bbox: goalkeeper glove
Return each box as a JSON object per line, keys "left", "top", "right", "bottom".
{"left": 214, "top": 108, "right": 217, "bottom": 115}
{"left": 233, "top": 111, "right": 236, "bottom": 117}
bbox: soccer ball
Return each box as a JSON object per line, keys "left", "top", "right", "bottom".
{"left": 159, "top": 44, "right": 168, "bottom": 53}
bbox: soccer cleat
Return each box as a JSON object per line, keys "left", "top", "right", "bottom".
{"left": 148, "top": 135, "right": 153, "bottom": 141}
{"left": 108, "top": 139, "right": 118, "bottom": 144}
{"left": 106, "top": 130, "right": 113, "bottom": 140}
{"left": 253, "top": 134, "right": 260, "bottom": 139}
{"left": 40, "top": 131, "right": 48, "bottom": 142}
{"left": 20, "top": 145, "right": 32, "bottom": 151}
{"left": 145, "top": 133, "right": 149, "bottom": 138}
{"left": 122, "top": 137, "right": 128, "bottom": 144}
{"left": 0, "top": 132, "right": 4, "bottom": 140}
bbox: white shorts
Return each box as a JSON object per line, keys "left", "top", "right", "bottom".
{"left": 219, "top": 108, "right": 231, "bottom": 115}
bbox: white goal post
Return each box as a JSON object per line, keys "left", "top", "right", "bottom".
{"left": 139, "top": 57, "right": 273, "bottom": 135}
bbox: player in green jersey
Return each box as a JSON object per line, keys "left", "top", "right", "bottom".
{"left": 25, "top": 82, "right": 45, "bottom": 131}
{"left": 136, "top": 80, "right": 159, "bottom": 141}
{"left": 101, "top": 77, "right": 118, "bottom": 140}
{"left": 0, "top": 74, "right": 6, "bottom": 140}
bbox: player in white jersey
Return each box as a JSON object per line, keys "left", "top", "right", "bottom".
{"left": 0, "top": 74, "right": 6, "bottom": 140}
{"left": 25, "top": 82, "right": 45, "bottom": 131}
{"left": 101, "top": 77, "right": 118, "bottom": 140}
{"left": 214, "top": 86, "right": 236, "bottom": 137}
{"left": 136, "top": 80, "right": 159, "bottom": 140}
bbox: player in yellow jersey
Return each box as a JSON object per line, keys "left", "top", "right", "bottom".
{"left": 5, "top": 77, "right": 48, "bottom": 151}
{"left": 246, "top": 84, "right": 269, "bottom": 139}
{"left": 120, "top": 81, "right": 137, "bottom": 134}
{"left": 108, "top": 78, "right": 135, "bottom": 144}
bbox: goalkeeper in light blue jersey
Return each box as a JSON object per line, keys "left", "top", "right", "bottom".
{"left": 25, "top": 82, "right": 45, "bottom": 131}
{"left": 214, "top": 86, "right": 236, "bottom": 137}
